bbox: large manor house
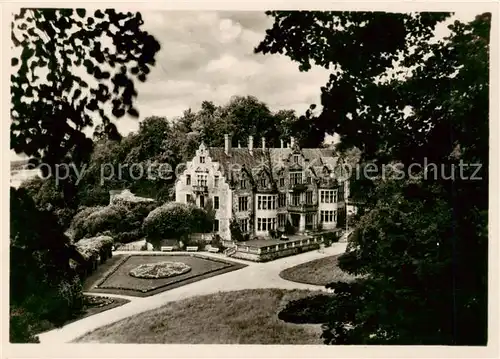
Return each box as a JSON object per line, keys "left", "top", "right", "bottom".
{"left": 175, "top": 135, "right": 348, "bottom": 242}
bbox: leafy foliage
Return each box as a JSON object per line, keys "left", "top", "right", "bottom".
{"left": 11, "top": 8, "right": 161, "bottom": 171}
{"left": 257, "top": 12, "right": 489, "bottom": 345}
{"left": 278, "top": 294, "right": 334, "bottom": 324}
{"left": 70, "top": 200, "right": 157, "bottom": 241}
{"left": 10, "top": 187, "right": 84, "bottom": 342}
{"left": 143, "top": 202, "right": 213, "bottom": 246}
{"left": 229, "top": 218, "right": 245, "bottom": 242}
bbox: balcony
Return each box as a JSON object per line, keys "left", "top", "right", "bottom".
{"left": 287, "top": 202, "right": 318, "bottom": 212}
{"left": 192, "top": 184, "right": 208, "bottom": 194}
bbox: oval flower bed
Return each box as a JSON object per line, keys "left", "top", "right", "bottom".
{"left": 129, "top": 261, "right": 191, "bottom": 279}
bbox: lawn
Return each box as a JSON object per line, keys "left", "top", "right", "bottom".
{"left": 279, "top": 254, "right": 358, "bottom": 286}
{"left": 74, "top": 289, "right": 325, "bottom": 344}
{"left": 90, "top": 254, "right": 246, "bottom": 297}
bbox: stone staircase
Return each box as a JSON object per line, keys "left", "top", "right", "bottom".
{"left": 224, "top": 247, "right": 237, "bottom": 257}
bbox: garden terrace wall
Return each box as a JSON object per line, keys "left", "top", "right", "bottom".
{"left": 232, "top": 236, "right": 323, "bottom": 262}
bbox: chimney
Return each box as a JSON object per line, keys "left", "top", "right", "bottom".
{"left": 262, "top": 137, "right": 266, "bottom": 150}
{"left": 238, "top": 141, "right": 241, "bottom": 149}
{"left": 280, "top": 139, "right": 284, "bottom": 149}
{"left": 224, "top": 134, "right": 231, "bottom": 155}
{"left": 290, "top": 136, "right": 295, "bottom": 148}
{"left": 248, "top": 135, "right": 254, "bottom": 155}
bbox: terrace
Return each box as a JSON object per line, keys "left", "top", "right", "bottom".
{"left": 231, "top": 229, "right": 343, "bottom": 262}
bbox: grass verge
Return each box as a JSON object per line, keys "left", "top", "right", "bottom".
{"left": 279, "top": 254, "right": 357, "bottom": 286}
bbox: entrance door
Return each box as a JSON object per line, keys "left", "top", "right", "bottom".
{"left": 291, "top": 213, "right": 300, "bottom": 229}
{"left": 199, "top": 195, "right": 205, "bottom": 208}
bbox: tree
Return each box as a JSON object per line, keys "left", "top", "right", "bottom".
{"left": 11, "top": 8, "right": 160, "bottom": 173}
{"left": 257, "top": 12, "right": 489, "bottom": 345}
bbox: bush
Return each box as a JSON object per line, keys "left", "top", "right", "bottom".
{"left": 278, "top": 294, "right": 335, "bottom": 324}
{"left": 143, "top": 202, "right": 212, "bottom": 243}
{"left": 230, "top": 218, "right": 244, "bottom": 242}
{"left": 70, "top": 201, "right": 158, "bottom": 242}
{"left": 323, "top": 232, "right": 339, "bottom": 247}
{"left": 210, "top": 234, "right": 223, "bottom": 249}
{"left": 114, "top": 229, "right": 142, "bottom": 243}
{"left": 10, "top": 307, "right": 40, "bottom": 343}
{"left": 10, "top": 187, "right": 85, "bottom": 342}
{"left": 285, "top": 219, "right": 296, "bottom": 235}
{"left": 53, "top": 207, "right": 77, "bottom": 230}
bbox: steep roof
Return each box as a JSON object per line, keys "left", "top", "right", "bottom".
{"left": 207, "top": 147, "right": 338, "bottom": 182}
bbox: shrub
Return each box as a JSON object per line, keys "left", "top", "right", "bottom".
{"left": 114, "top": 229, "right": 142, "bottom": 243}
{"left": 269, "top": 228, "right": 279, "bottom": 239}
{"left": 10, "top": 187, "right": 86, "bottom": 342}
{"left": 230, "top": 218, "right": 244, "bottom": 242}
{"left": 70, "top": 201, "right": 158, "bottom": 241}
{"left": 56, "top": 275, "right": 85, "bottom": 321}
{"left": 53, "top": 207, "right": 77, "bottom": 230}
{"left": 323, "top": 232, "right": 339, "bottom": 247}
{"left": 10, "top": 307, "right": 40, "bottom": 343}
{"left": 278, "top": 294, "right": 335, "bottom": 324}
{"left": 210, "top": 234, "right": 223, "bottom": 249}
{"left": 143, "top": 202, "right": 212, "bottom": 243}
{"left": 285, "top": 219, "right": 296, "bottom": 235}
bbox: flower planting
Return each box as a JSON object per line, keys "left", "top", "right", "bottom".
{"left": 129, "top": 261, "right": 191, "bottom": 279}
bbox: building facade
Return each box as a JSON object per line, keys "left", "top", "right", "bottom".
{"left": 175, "top": 134, "right": 347, "bottom": 241}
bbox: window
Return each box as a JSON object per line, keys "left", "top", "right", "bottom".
{"left": 278, "top": 193, "right": 286, "bottom": 207}
{"left": 186, "top": 174, "right": 191, "bottom": 185}
{"left": 306, "top": 213, "right": 314, "bottom": 224}
{"left": 305, "top": 191, "right": 313, "bottom": 204}
{"left": 293, "top": 155, "right": 299, "bottom": 163}
{"left": 199, "top": 195, "right": 205, "bottom": 208}
{"left": 291, "top": 193, "right": 300, "bottom": 206}
{"left": 338, "top": 185, "right": 344, "bottom": 201}
{"left": 214, "top": 196, "right": 219, "bottom": 209}
{"left": 257, "top": 217, "right": 276, "bottom": 231}
{"left": 290, "top": 172, "right": 302, "bottom": 185}
{"left": 257, "top": 195, "right": 276, "bottom": 210}
{"left": 238, "top": 196, "right": 248, "bottom": 211}
{"left": 239, "top": 218, "right": 249, "bottom": 232}
{"left": 186, "top": 194, "right": 192, "bottom": 203}
{"left": 213, "top": 219, "right": 219, "bottom": 232}
{"left": 261, "top": 177, "right": 267, "bottom": 187}
{"left": 278, "top": 213, "right": 286, "bottom": 227}
{"left": 320, "top": 190, "right": 337, "bottom": 203}
{"left": 279, "top": 177, "right": 285, "bottom": 187}
{"left": 200, "top": 156, "right": 205, "bottom": 163}
{"left": 197, "top": 174, "right": 207, "bottom": 186}
{"left": 214, "top": 175, "right": 219, "bottom": 188}
{"left": 306, "top": 176, "right": 312, "bottom": 184}
{"left": 320, "top": 210, "right": 337, "bottom": 223}
{"left": 240, "top": 178, "right": 247, "bottom": 189}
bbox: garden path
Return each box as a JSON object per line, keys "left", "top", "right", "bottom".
{"left": 38, "top": 242, "right": 347, "bottom": 343}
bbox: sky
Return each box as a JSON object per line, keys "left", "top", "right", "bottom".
{"left": 10, "top": 10, "right": 478, "bottom": 161}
